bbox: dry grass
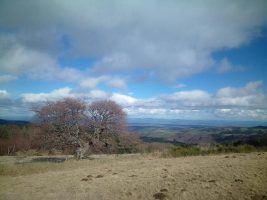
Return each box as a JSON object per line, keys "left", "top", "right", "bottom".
{"left": 0, "top": 152, "right": 267, "bottom": 200}
{"left": 0, "top": 155, "right": 74, "bottom": 176}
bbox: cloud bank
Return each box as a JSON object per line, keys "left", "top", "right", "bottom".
{"left": 0, "top": 0, "right": 267, "bottom": 82}
{"left": 1, "top": 81, "right": 266, "bottom": 121}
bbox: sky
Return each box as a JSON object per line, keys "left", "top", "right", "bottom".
{"left": 0, "top": 0, "right": 267, "bottom": 121}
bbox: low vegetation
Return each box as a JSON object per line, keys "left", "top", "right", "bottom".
{"left": 167, "top": 144, "right": 267, "bottom": 157}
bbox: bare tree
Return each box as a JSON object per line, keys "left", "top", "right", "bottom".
{"left": 33, "top": 98, "right": 129, "bottom": 158}
{"left": 33, "top": 98, "right": 87, "bottom": 158}
{"left": 86, "top": 100, "right": 127, "bottom": 152}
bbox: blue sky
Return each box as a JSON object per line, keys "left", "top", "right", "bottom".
{"left": 0, "top": 0, "right": 267, "bottom": 121}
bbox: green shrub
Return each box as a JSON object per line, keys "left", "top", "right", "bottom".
{"left": 169, "top": 146, "right": 201, "bottom": 157}
{"left": 215, "top": 144, "right": 256, "bottom": 153}
{"left": 234, "top": 144, "right": 256, "bottom": 153}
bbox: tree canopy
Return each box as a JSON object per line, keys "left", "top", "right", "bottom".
{"left": 33, "top": 98, "right": 128, "bottom": 158}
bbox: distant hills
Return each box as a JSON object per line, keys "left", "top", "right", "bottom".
{"left": 0, "top": 119, "right": 30, "bottom": 125}
{"left": 128, "top": 118, "right": 267, "bottom": 127}
{"left": 129, "top": 123, "right": 267, "bottom": 146}
{"left": 1, "top": 117, "right": 267, "bottom": 127}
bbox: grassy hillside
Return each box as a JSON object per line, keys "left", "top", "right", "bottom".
{"left": 0, "top": 153, "right": 266, "bottom": 200}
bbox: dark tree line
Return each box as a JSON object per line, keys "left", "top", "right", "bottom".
{"left": 0, "top": 124, "right": 41, "bottom": 155}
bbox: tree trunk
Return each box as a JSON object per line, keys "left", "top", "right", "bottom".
{"left": 74, "top": 142, "right": 89, "bottom": 159}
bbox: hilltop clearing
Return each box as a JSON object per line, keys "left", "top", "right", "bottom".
{"left": 0, "top": 152, "right": 266, "bottom": 200}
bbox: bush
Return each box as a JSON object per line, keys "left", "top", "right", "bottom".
{"left": 114, "top": 133, "right": 142, "bottom": 154}
{"left": 0, "top": 125, "right": 38, "bottom": 155}
{"left": 169, "top": 146, "right": 201, "bottom": 157}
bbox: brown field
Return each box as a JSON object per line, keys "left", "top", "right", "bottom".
{"left": 0, "top": 152, "right": 266, "bottom": 200}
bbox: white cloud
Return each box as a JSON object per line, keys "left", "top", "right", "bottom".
{"left": 0, "top": 0, "right": 266, "bottom": 82}
{"left": 124, "top": 107, "right": 167, "bottom": 117}
{"left": 0, "top": 35, "right": 83, "bottom": 82}
{"left": 82, "top": 80, "right": 267, "bottom": 120}
{"left": 0, "top": 75, "right": 17, "bottom": 83}
{"left": 2, "top": 80, "right": 267, "bottom": 120}
{"left": 80, "top": 76, "right": 127, "bottom": 89}
{"left": 122, "top": 80, "right": 267, "bottom": 120}
{"left": 217, "top": 80, "right": 262, "bottom": 97}
{"left": 159, "top": 81, "right": 266, "bottom": 109}
{"left": 215, "top": 108, "right": 267, "bottom": 121}
{"left": 80, "top": 77, "right": 104, "bottom": 89}
{"left": 21, "top": 87, "right": 109, "bottom": 103}
{"left": 92, "top": 53, "right": 132, "bottom": 74}
{"left": 21, "top": 87, "right": 74, "bottom": 103}
{"left": 59, "top": 68, "right": 83, "bottom": 82}
{"left": 88, "top": 90, "right": 108, "bottom": 99}
{"left": 216, "top": 81, "right": 266, "bottom": 108}
{"left": 0, "top": 103, "right": 34, "bottom": 120}
{"left": 106, "top": 78, "right": 127, "bottom": 89}
{"left": 0, "top": 40, "right": 57, "bottom": 77}
{"left": 110, "top": 93, "right": 137, "bottom": 106}
{"left": 162, "top": 90, "right": 212, "bottom": 107}
{"left": 0, "top": 90, "right": 9, "bottom": 98}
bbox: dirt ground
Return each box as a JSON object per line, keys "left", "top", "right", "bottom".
{"left": 0, "top": 152, "right": 266, "bottom": 200}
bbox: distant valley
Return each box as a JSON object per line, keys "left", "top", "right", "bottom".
{"left": 129, "top": 122, "right": 267, "bottom": 147}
